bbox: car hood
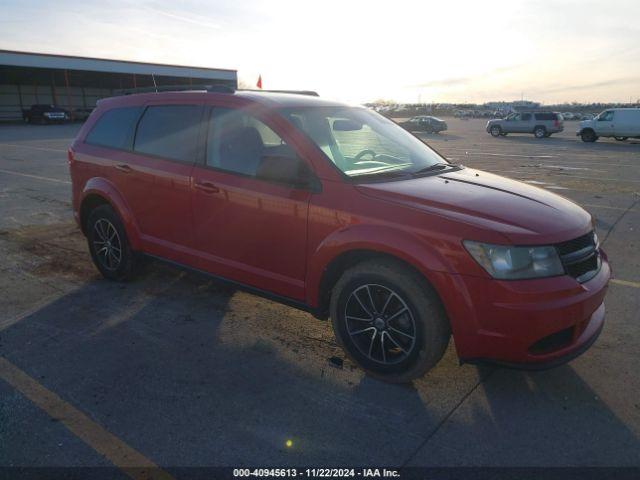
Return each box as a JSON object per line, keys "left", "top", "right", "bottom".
{"left": 356, "top": 167, "right": 592, "bottom": 244}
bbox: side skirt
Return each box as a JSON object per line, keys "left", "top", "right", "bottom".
{"left": 143, "top": 253, "right": 326, "bottom": 320}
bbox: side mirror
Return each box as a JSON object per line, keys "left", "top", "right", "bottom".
{"left": 256, "top": 155, "right": 321, "bottom": 192}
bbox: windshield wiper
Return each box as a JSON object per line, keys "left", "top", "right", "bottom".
{"left": 349, "top": 168, "right": 412, "bottom": 182}
{"left": 412, "top": 162, "right": 455, "bottom": 176}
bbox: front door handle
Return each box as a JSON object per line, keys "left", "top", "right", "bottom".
{"left": 194, "top": 181, "right": 219, "bottom": 194}
{"left": 114, "top": 163, "right": 132, "bottom": 173}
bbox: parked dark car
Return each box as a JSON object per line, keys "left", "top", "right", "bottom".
{"left": 23, "top": 104, "right": 70, "bottom": 124}
{"left": 399, "top": 116, "right": 447, "bottom": 133}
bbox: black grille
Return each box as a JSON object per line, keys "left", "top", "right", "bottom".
{"left": 556, "top": 232, "right": 595, "bottom": 256}
{"left": 565, "top": 253, "right": 599, "bottom": 279}
{"left": 529, "top": 326, "right": 574, "bottom": 355}
{"left": 556, "top": 231, "right": 600, "bottom": 283}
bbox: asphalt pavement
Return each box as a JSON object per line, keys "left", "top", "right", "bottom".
{"left": 0, "top": 119, "right": 638, "bottom": 475}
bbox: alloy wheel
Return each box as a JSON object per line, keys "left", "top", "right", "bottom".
{"left": 344, "top": 284, "right": 417, "bottom": 365}
{"left": 92, "top": 218, "right": 122, "bottom": 271}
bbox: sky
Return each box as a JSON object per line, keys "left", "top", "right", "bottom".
{"left": 1, "top": 0, "right": 639, "bottom": 104}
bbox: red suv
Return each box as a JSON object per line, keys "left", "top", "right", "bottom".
{"left": 69, "top": 89, "right": 610, "bottom": 382}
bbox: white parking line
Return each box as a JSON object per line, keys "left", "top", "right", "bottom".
{"left": 582, "top": 204, "right": 639, "bottom": 213}
{"left": 0, "top": 168, "right": 71, "bottom": 185}
{"left": 0, "top": 142, "right": 67, "bottom": 153}
{"left": 611, "top": 278, "right": 640, "bottom": 289}
{"left": 451, "top": 151, "right": 556, "bottom": 159}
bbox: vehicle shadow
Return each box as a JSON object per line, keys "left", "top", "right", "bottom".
{"left": 402, "top": 362, "right": 640, "bottom": 466}
{"left": 414, "top": 131, "right": 464, "bottom": 141}
{"left": 0, "top": 263, "right": 440, "bottom": 468}
{"left": 1, "top": 262, "right": 638, "bottom": 469}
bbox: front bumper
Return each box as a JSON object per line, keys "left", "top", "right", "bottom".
{"left": 465, "top": 302, "right": 605, "bottom": 370}
{"left": 434, "top": 254, "right": 610, "bottom": 367}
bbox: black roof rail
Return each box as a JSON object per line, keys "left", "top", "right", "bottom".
{"left": 239, "top": 89, "right": 319, "bottom": 97}
{"left": 115, "top": 85, "right": 319, "bottom": 97}
{"left": 117, "top": 84, "right": 235, "bottom": 95}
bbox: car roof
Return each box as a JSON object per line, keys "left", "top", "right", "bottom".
{"left": 98, "top": 90, "right": 346, "bottom": 109}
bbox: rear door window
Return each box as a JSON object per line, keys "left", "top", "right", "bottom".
{"left": 85, "top": 106, "right": 142, "bottom": 149}
{"left": 534, "top": 113, "right": 556, "bottom": 121}
{"left": 134, "top": 105, "right": 202, "bottom": 163}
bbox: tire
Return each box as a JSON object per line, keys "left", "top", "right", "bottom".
{"left": 534, "top": 126, "right": 547, "bottom": 138}
{"left": 330, "top": 259, "right": 450, "bottom": 383}
{"left": 581, "top": 129, "right": 597, "bottom": 143}
{"left": 614, "top": 136, "right": 628, "bottom": 141}
{"left": 86, "top": 204, "right": 137, "bottom": 281}
{"left": 490, "top": 125, "right": 502, "bottom": 137}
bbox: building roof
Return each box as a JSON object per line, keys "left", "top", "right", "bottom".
{"left": 0, "top": 50, "right": 236, "bottom": 81}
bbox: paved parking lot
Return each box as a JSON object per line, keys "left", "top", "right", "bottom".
{"left": 1, "top": 119, "right": 639, "bottom": 475}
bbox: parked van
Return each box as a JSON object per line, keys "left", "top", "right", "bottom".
{"left": 577, "top": 108, "right": 640, "bottom": 142}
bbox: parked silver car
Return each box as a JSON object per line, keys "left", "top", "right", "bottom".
{"left": 486, "top": 112, "right": 564, "bottom": 138}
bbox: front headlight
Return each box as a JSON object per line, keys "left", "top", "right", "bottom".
{"left": 463, "top": 241, "right": 564, "bottom": 280}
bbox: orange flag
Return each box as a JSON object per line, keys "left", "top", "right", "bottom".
{"left": 256, "top": 75, "right": 262, "bottom": 89}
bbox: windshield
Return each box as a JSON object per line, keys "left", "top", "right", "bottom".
{"left": 279, "top": 106, "right": 448, "bottom": 179}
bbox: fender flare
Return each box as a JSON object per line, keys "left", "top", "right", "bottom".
{"left": 305, "top": 224, "right": 453, "bottom": 308}
{"left": 80, "top": 177, "right": 142, "bottom": 250}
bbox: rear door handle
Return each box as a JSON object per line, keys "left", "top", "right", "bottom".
{"left": 194, "top": 181, "right": 219, "bottom": 194}
{"left": 114, "top": 163, "right": 132, "bottom": 173}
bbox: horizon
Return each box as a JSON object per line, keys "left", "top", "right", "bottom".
{"left": 1, "top": 0, "right": 639, "bottom": 105}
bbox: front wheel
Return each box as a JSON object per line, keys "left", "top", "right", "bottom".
{"left": 581, "top": 130, "right": 598, "bottom": 142}
{"left": 490, "top": 125, "right": 502, "bottom": 137}
{"left": 86, "top": 205, "right": 137, "bottom": 281}
{"left": 330, "top": 259, "right": 450, "bottom": 383}
{"left": 534, "top": 126, "right": 547, "bottom": 138}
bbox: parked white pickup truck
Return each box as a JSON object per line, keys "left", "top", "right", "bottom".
{"left": 577, "top": 108, "right": 640, "bottom": 142}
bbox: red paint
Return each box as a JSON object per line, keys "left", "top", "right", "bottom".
{"left": 70, "top": 91, "right": 610, "bottom": 366}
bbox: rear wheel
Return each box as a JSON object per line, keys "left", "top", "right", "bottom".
{"left": 534, "top": 126, "right": 547, "bottom": 138}
{"left": 86, "top": 205, "right": 137, "bottom": 281}
{"left": 581, "top": 129, "right": 597, "bottom": 142}
{"left": 330, "top": 259, "right": 450, "bottom": 383}
{"left": 490, "top": 125, "right": 502, "bottom": 137}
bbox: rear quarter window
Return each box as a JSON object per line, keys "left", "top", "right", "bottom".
{"left": 133, "top": 105, "right": 202, "bottom": 163}
{"left": 85, "top": 106, "right": 142, "bottom": 149}
{"left": 534, "top": 113, "right": 557, "bottom": 121}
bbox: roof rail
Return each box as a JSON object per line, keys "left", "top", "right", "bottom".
{"left": 117, "top": 84, "right": 235, "bottom": 95}
{"left": 240, "top": 89, "right": 319, "bottom": 97}
{"left": 115, "top": 85, "right": 319, "bottom": 97}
